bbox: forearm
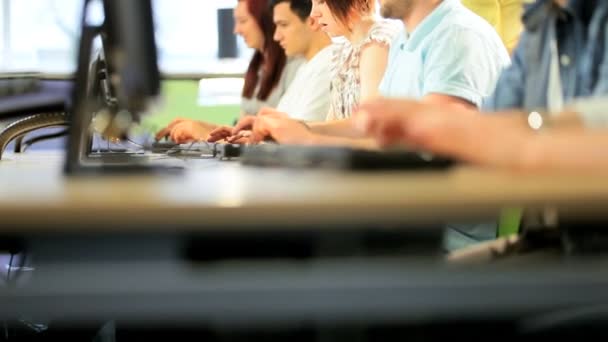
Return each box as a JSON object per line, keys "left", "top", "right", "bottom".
{"left": 520, "top": 130, "right": 608, "bottom": 171}
{"left": 308, "top": 134, "right": 379, "bottom": 150}
{"left": 308, "top": 118, "right": 364, "bottom": 138}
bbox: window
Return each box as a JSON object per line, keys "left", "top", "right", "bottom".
{"left": 0, "top": 0, "right": 251, "bottom": 74}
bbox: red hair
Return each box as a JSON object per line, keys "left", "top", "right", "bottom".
{"left": 240, "top": 0, "right": 287, "bottom": 101}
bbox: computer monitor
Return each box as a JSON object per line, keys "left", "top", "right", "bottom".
{"left": 65, "top": 0, "right": 161, "bottom": 174}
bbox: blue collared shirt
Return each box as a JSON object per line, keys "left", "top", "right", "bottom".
{"left": 377, "top": 0, "right": 511, "bottom": 251}
{"left": 484, "top": 0, "right": 608, "bottom": 111}
{"left": 379, "top": 0, "right": 511, "bottom": 108}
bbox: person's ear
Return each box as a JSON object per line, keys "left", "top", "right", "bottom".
{"left": 307, "top": 17, "right": 322, "bottom": 31}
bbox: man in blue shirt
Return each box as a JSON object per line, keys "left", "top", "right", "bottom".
{"left": 378, "top": 0, "right": 510, "bottom": 108}
{"left": 356, "top": 0, "right": 608, "bottom": 248}
{"left": 245, "top": 0, "right": 510, "bottom": 148}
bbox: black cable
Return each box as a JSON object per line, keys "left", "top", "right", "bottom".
{"left": 21, "top": 129, "right": 69, "bottom": 152}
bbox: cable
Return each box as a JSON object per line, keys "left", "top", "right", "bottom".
{"left": 124, "top": 138, "right": 145, "bottom": 149}
{"left": 3, "top": 253, "right": 14, "bottom": 341}
{"left": 21, "top": 129, "right": 69, "bottom": 152}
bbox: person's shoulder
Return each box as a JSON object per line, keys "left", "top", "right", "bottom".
{"left": 315, "top": 44, "right": 338, "bottom": 64}
{"left": 283, "top": 57, "right": 305, "bottom": 77}
{"left": 364, "top": 20, "right": 402, "bottom": 48}
{"left": 446, "top": 2, "right": 502, "bottom": 32}
{"left": 432, "top": 5, "right": 507, "bottom": 49}
{"left": 286, "top": 57, "right": 305, "bottom": 70}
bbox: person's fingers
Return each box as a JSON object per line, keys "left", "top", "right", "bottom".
{"left": 155, "top": 127, "right": 171, "bottom": 141}
{"left": 171, "top": 126, "right": 187, "bottom": 143}
{"left": 226, "top": 130, "right": 251, "bottom": 143}
{"left": 233, "top": 116, "right": 255, "bottom": 134}
{"left": 170, "top": 130, "right": 180, "bottom": 143}
{"left": 230, "top": 136, "right": 250, "bottom": 144}
{"left": 207, "top": 127, "right": 231, "bottom": 142}
{"left": 251, "top": 117, "right": 274, "bottom": 143}
{"left": 353, "top": 109, "right": 375, "bottom": 136}
{"left": 155, "top": 118, "right": 188, "bottom": 140}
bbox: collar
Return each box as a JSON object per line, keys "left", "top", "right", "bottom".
{"left": 523, "top": 0, "right": 598, "bottom": 31}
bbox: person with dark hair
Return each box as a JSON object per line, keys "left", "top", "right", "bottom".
{"left": 237, "top": 0, "right": 303, "bottom": 115}
{"left": 243, "top": 0, "right": 509, "bottom": 149}
{"left": 271, "top": 0, "right": 334, "bottom": 121}
{"left": 355, "top": 0, "right": 608, "bottom": 250}
{"left": 225, "top": 0, "right": 400, "bottom": 146}
{"left": 357, "top": 0, "right": 608, "bottom": 171}
{"left": 155, "top": 0, "right": 302, "bottom": 142}
{"left": 206, "top": 0, "right": 335, "bottom": 143}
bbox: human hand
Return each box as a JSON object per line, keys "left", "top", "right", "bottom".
{"left": 207, "top": 125, "right": 253, "bottom": 144}
{"left": 207, "top": 126, "right": 234, "bottom": 142}
{"left": 155, "top": 117, "right": 189, "bottom": 141}
{"left": 355, "top": 98, "right": 532, "bottom": 168}
{"left": 251, "top": 115, "right": 315, "bottom": 144}
{"left": 169, "top": 120, "right": 214, "bottom": 144}
{"left": 232, "top": 115, "right": 257, "bottom": 135}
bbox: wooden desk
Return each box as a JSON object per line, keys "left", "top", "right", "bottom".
{"left": 1, "top": 151, "right": 607, "bottom": 232}
{"left": 2, "top": 151, "right": 608, "bottom": 334}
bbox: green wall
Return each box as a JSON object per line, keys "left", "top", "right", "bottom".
{"left": 140, "top": 80, "right": 240, "bottom": 134}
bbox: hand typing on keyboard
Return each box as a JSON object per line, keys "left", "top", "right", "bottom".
{"left": 208, "top": 116, "right": 257, "bottom": 144}
{"left": 155, "top": 118, "right": 216, "bottom": 144}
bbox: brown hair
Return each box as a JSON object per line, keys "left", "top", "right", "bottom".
{"left": 240, "top": 0, "right": 287, "bottom": 101}
{"left": 325, "top": 0, "right": 373, "bottom": 27}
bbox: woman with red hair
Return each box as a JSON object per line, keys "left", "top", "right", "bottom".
{"left": 156, "top": 0, "right": 302, "bottom": 142}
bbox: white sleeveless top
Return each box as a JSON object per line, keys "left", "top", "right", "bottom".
{"left": 327, "top": 20, "right": 400, "bottom": 121}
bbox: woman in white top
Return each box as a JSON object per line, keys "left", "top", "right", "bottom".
{"left": 155, "top": 0, "right": 301, "bottom": 143}
{"left": 231, "top": 0, "right": 400, "bottom": 147}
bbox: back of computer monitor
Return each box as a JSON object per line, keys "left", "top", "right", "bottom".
{"left": 65, "top": 0, "right": 161, "bottom": 174}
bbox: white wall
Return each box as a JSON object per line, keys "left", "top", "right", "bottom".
{"left": 0, "top": 0, "right": 251, "bottom": 74}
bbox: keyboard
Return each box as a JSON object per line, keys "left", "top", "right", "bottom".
{"left": 240, "top": 144, "right": 455, "bottom": 170}
{"left": 151, "top": 141, "right": 242, "bottom": 158}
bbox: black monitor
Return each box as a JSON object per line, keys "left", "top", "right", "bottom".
{"left": 65, "top": 0, "right": 162, "bottom": 174}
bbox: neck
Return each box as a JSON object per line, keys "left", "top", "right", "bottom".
{"left": 344, "top": 15, "right": 376, "bottom": 45}
{"left": 402, "top": 0, "right": 443, "bottom": 33}
{"left": 304, "top": 32, "right": 332, "bottom": 61}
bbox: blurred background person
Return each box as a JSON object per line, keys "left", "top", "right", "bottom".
{"left": 156, "top": 0, "right": 302, "bottom": 142}
{"left": 207, "top": 0, "right": 335, "bottom": 144}
{"left": 245, "top": 0, "right": 509, "bottom": 148}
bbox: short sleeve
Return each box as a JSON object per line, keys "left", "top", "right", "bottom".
{"left": 422, "top": 27, "right": 510, "bottom": 108}
{"left": 360, "top": 20, "right": 401, "bottom": 49}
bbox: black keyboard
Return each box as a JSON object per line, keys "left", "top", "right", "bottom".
{"left": 151, "top": 141, "right": 242, "bottom": 158}
{"left": 150, "top": 141, "right": 178, "bottom": 153}
{"left": 241, "top": 144, "right": 455, "bottom": 170}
